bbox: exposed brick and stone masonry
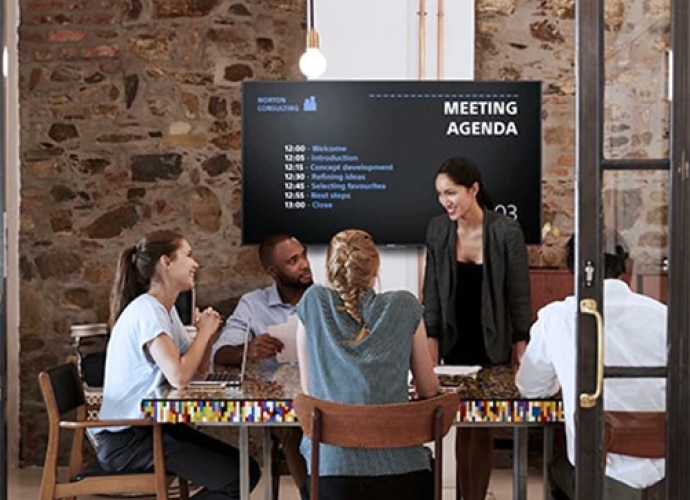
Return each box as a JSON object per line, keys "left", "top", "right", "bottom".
{"left": 18, "top": 0, "right": 669, "bottom": 464}
{"left": 476, "top": 0, "right": 669, "bottom": 267}
{"left": 19, "top": 0, "right": 306, "bottom": 464}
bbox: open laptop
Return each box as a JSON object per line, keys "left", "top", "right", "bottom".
{"left": 188, "top": 322, "right": 251, "bottom": 388}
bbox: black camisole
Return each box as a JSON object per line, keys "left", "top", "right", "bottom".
{"left": 443, "top": 261, "right": 491, "bottom": 366}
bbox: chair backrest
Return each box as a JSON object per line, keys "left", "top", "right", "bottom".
{"left": 604, "top": 411, "right": 666, "bottom": 459}
{"left": 293, "top": 392, "right": 459, "bottom": 500}
{"left": 70, "top": 323, "right": 109, "bottom": 388}
{"left": 175, "top": 289, "right": 196, "bottom": 326}
{"left": 39, "top": 362, "right": 85, "bottom": 420}
{"left": 294, "top": 392, "right": 458, "bottom": 448}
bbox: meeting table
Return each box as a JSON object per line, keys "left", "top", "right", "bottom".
{"left": 141, "top": 363, "right": 563, "bottom": 500}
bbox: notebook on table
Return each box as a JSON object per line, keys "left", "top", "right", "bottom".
{"left": 188, "top": 322, "right": 251, "bottom": 388}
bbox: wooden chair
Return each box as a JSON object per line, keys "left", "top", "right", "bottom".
{"left": 38, "top": 363, "right": 189, "bottom": 500}
{"left": 293, "top": 392, "right": 459, "bottom": 500}
{"left": 603, "top": 411, "right": 666, "bottom": 499}
{"left": 604, "top": 411, "right": 666, "bottom": 459}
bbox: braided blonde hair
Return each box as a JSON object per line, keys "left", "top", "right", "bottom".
{"left": 326, "top": 229, "right": 380, "bottom": 343}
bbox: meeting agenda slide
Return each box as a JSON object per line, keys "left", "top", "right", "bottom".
{"left": 242, "top": 80, "right": 541, "bottom": 246}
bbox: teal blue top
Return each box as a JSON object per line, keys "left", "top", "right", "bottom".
{"left": 296, "top": 285, "right": 431, "bottom": 476}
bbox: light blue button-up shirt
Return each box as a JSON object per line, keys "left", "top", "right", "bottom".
{"left": 212, "top": 284, "right": 296, "bottom": 368}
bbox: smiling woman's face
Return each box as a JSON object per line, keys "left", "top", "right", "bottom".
{"left": 435, "top": 173, "right": 479, "bottom": 221}
{"left": 166, "top": 238, "right": 198, "bottom": 291}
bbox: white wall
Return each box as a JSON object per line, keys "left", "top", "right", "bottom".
{"left": 318, "top": 0, "right": 474, "bottom": 81}
{"left": 5, "top": 0, "right": 20, "bottom": 470}
{"left": 306, "top": 0, "right": 475, "bottom": 293}
{"left": 318, "top": 0, "right": 417, "bottom": 80}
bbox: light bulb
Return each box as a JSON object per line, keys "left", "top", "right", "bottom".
{"left": 299, "top": 47, "right": 327, "bottom": 80}
{"left": 299, "top": 29, "right": 327, "bottom": 79}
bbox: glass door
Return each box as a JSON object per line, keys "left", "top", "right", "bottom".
{"left": 574, "top": 0, "right": 690, "bottom": 498}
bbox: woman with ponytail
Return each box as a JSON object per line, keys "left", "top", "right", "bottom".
{"left": 296, "top": 229, "right": 439, "bottom": 500}
{"left": 97, "top": 230, "right": 260, "bottom": 499}
{"left": 423, "top": 156, "right": 532, "bottom": 500}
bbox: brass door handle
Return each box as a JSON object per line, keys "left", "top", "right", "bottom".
{"left": 579, "top": 298, "right": 604, "bottom": 408}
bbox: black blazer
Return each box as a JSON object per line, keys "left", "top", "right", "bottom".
{"left": 422, "top": 210, "right": 532, "bottom": 364}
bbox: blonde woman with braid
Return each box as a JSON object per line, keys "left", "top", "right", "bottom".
{"left": 295, "top": 229, "right": 439, "bottom": 500}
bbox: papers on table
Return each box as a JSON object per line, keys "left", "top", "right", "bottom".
{"left": 434, "top": 365, "right": 482, "bottom": 377}
{"left": 267, "top": 315, "right": 299, "bottom": 364}
{"left": 434, "top": 365, "right": 482, "bottom": 388}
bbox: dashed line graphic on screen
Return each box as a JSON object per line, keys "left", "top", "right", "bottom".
{"left": 368, "top": 93, "right": 520, "bottom": 99}
{"left": 367, "top": 93, "right": 524, "bottom": 137}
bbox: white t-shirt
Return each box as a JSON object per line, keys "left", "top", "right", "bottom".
{"left": 97, "top": 293, "right": 191, "bottom": 432}
{"left": 516, "top": 279, "right": 666, "bottom": 488}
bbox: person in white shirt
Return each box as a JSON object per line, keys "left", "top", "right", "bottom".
{"left": 516, "top": 234, "right": 666, "bottom": 499}
{"left": 97, "top": 230, "right": 261, "bottom": 500}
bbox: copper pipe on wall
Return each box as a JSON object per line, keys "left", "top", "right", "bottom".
{"left": 418, "top": 0, "right": 426, "bottom": 79}
{"left": 417, "top": 0, "right": 427, "bottom": 296}
{"left": 437, "top": 0, "right": 444, "bottom": 79}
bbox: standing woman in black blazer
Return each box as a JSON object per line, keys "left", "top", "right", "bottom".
{"left": 423, "top": 156, "right": 532, "bottom": 500}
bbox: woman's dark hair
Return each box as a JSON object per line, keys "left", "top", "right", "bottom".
{"left": 436, "top": 156, "right": 494, "bottom": 209}
{"left": 109, "top": 230, "right": 184, "bottom": 327}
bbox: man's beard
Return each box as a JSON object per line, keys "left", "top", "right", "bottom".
{"left": 277, "top": 271, "right": 313, "bottom": 290}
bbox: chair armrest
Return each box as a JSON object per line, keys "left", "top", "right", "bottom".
{"left": 60, "top": 418, "right": 156, "bottom": 430}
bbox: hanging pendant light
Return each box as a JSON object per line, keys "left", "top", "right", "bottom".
{"left": 299, "top": 0, "right": 327, "bottom": 79}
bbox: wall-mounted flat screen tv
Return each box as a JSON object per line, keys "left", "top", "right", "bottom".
{"left": 242, "top": 81, "right": 541, "bottom": 246}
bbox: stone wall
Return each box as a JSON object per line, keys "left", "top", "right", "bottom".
{"left": 476, "top": 0, "right": 670, "bottom": 269}
{"left": 18, "top": 0, "right": 305, "bottom": 465}
{"left": 17, "top": 0, "right": 671, "bottom": 465}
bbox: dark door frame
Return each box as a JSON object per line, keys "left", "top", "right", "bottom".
{"left": 666, "top": 0, "right": 690, "bottom": 497}
{"left": 1, "top": 1, "right": 8, "bottom": 497}
{"left": 575, "top": 0, "right": 690, "bottom": 498}
{"left": 574, "top": 1, "right": 605, "bottom": 497}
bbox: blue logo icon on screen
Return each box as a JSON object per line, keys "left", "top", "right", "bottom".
{"left": 303, "top": 96, "right": 317, "bottom": 112}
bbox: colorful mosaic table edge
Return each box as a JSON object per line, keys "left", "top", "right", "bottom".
{"left": 141, "top": 399, "right": 564, "bottom": 424}
{"left": 457, "top": 399, "right": 564, "bottom": 423}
